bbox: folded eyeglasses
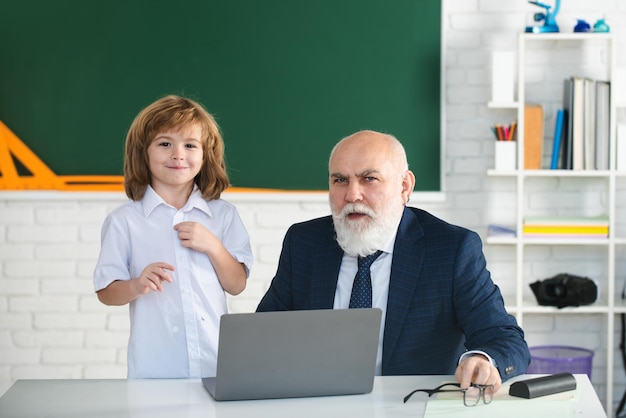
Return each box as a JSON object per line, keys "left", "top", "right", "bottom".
{"left": 403, "top": 382, "right": 494, "bottom": 407}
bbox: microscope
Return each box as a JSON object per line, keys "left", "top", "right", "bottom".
{"left": 525, "top": 0, "right": 560, "bottom": 33}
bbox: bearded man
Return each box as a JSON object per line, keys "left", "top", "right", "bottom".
{"left": 256, "top": 130, "right": 530, "bottom": 394}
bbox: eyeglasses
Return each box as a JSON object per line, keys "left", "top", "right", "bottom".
{"left": 403, "top": 382, "right": 494, "bottom": 407}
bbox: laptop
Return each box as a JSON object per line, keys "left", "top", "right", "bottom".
{"left": 202, "top": 308, "right": 382, "bottom": 401}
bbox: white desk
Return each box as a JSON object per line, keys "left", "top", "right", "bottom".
{"left": 0, "top": 375, "right": 606, "bottom": 418}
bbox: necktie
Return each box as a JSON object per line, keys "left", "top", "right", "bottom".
{"left": 349, "top": 250, "right": 383, "bottom": 309}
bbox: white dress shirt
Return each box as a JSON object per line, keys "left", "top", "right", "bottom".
{"left": 333, "top": 234, "right": 396, "bottom": 375}
{"left": 93, "top": 186, "right": 253, "bottom": 378}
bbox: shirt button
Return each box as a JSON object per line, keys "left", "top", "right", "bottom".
{"left": 172, "top": 326, "right": 179, "bottom": 333}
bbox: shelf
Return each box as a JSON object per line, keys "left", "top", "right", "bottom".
{"left": 521, "top": 237, "right": 610, "bottom": 246}
{"left": 503, "top": 300, "right": 608, "bottom": 315}
{"left": 520, "top": 305, "right": 610, "bottom": 314}
{"left": 487, "top": 101, "right": 519, "bottom": 109}
{"left": 521, "top": 295, "right": 609, "bottom": 313}
{"left": 486, "top": 237, "right": 610, "bottom": 246}
{"left": 488, "top": 169, "right": 612, "bottom": 177}
{"left": 485, "top": 236, "right": 516, "bottom": 245}
{"left": 486, "top": 32, "right": 618, "bottom": 416}
{"left": 613, "top": 300, "right": 626, "bottom": 313}
{"left": 486, "top": 169, "right": 517, "bottom": 177}
{"left": 522, "top": 32, "right": 613, "bottom": 41}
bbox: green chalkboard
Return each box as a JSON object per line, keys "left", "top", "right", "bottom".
{"left": 0, "top": 0, "right": 441, "bottom": 191}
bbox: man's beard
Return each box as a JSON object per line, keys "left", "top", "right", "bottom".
{"left": 331, "top": 201, "right": 403, "bottom": 258}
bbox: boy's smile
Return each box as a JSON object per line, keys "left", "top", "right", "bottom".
{"left": 148, "top": 124, "right": 203, "bottom": 199}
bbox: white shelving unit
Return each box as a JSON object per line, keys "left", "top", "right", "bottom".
{"left": 487, "top": 33, "right": 619, "bottom": 416}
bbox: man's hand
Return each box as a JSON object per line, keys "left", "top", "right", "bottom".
{"left": 454, "top": 354, "right": 502, "bottom": 393}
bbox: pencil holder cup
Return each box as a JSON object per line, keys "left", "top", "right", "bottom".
{"left": 495, "top": 141, "right": 516, "bottom": 171}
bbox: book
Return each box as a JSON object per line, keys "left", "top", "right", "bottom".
{"left": 595, "top": 81, "right": 610, "bottom": 170}
{"left": 523, "top": 215, "right": 609, "bottom": 226}
{"left": 571, "top": 76, "right": 585, "bottom": 170}
{"left": 524, "top": 104, "right": 543, "bottom": 169}
{"left": 487, "top": 224, "right": 516, "bottom": 238}
{"left": 561, "top": 78, "right": 573, "bottom": 169}
{"left": 583, "top": 78, "right": 596, "bottom": 170}
{"left": 618, "top": 124, "right": 626, "bottom": 171}
{"left": 550, "top": 109, "right": 565, "bottom": 169}
{"left": 523, "top": 225, "right": 608, "bottom": 235}
{"left": 523, "top": 233, "right": 608, "bottom": 239}
{"left": 523, "top": 215, "right": 609, "bottom": 238}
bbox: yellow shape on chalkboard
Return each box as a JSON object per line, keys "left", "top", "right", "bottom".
{"left": 0, "top": 120, "right": 325, "bottom": 193}
{"left": 0, "top": 120, "right": 123, "bottom": 191}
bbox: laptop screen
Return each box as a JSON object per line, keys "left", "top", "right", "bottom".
{"left": 203, "top": 308, "right": 382, "bottom": 401}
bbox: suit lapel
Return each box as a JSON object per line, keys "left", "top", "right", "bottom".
{"left": 309, "top": 221, "right": 344, "bottom": 310}
{"left": 382, "top": 208, "right": 425, "bottom": 372}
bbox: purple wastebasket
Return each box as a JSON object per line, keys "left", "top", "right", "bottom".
{"left": 526, "top": 345, "right": 594, "bottom": 379}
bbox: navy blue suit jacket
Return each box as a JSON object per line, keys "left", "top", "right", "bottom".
{"left": 257, "top": 207, "right": 530, "bottom": 379}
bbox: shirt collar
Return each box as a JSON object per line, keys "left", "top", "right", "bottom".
{"left": 381, "top": 225, "right": 398, "bottom": 255}
{"left": 141, "top": 185, "right": 213, "bottom": 218}
{"left": 378, "top": 210, "right": 403, "bottom": 255}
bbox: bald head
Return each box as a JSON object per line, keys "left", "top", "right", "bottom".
{"left": 329, "top": 130, "right": 409, "bottom": 174}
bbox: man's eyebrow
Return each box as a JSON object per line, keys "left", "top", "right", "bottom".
{"left": 330, "top": 169, "right": 380, "bottom": 179}
{"left": 357, "top": 169, "right": 380, "bottom": 177}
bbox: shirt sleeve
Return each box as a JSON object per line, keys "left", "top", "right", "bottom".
{"left": 459, "top": 350, "right": 497, "bottom": 367}
{"left": 93, "top": 212, "right": 131, "bottom": 292}
{"left": 220, "top": 204, "right": 254, "bottom": 278}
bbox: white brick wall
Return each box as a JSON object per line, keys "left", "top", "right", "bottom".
{"left": 1, "top": 0, "right": 625, "bottom": 414}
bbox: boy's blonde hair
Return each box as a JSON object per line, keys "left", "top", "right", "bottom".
{"left": 123, "top": 95, "right": 229, "bottom": 201}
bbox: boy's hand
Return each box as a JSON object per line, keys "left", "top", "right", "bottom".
{"left": 136, "top": 262, "right": 175, "bottom": 294}
{"left": 174, "top": 222, "right": 217, "bottom": 254}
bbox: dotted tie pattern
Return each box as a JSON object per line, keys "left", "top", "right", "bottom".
{"left": 349, "top": 250, "right": 383, "bottom": 309}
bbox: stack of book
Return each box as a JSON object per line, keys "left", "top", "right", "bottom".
{"left": 487, "top": 224, "right": 516, "bottom": 238}
{"left": 523, "top": 215, "right": 609, "bottom": 238}
{"left": 551, "top": 76, "right": 610, "bottom": 170}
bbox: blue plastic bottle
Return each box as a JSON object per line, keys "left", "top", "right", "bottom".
{"left": 574, "top": 19, "right": 591, "bottom": 32}
{"left": 593, "top": 19, "right": 610, "bottom": 33}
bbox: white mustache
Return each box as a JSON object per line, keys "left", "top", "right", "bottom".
{"left": 336, "top": 203, "right": 377, "bottom": 220}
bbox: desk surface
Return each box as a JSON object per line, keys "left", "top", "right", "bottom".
{"left": 0, "top": 375, "right": 605, "bottom": 418}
